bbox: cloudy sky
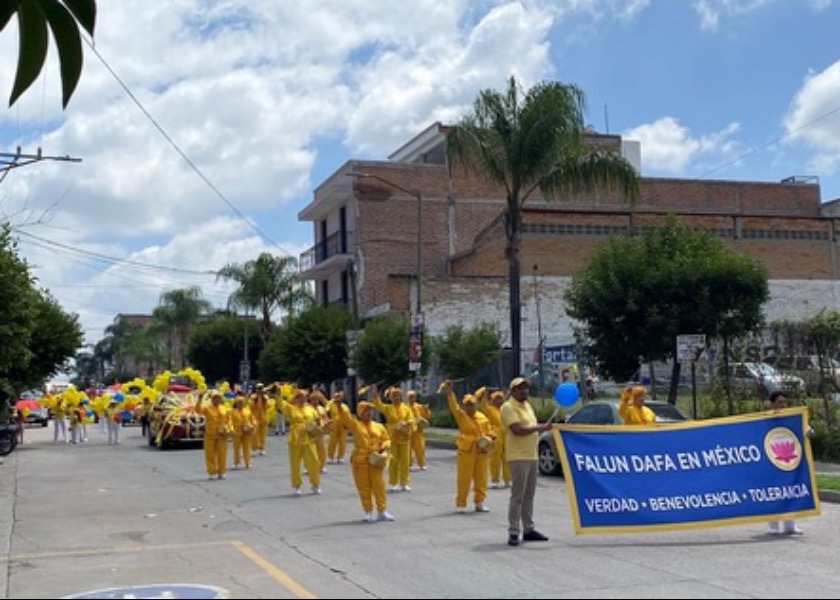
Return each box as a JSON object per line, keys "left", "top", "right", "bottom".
{"left": 2, "top": 0, "right": 840, "bottom": 346}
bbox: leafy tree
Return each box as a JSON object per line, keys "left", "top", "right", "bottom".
{"left": 154, "top": 287, "right": 211, "bottom": 369}
{"left": 803, "top": 310, "right": 840, "bottom": 395}
{"left": 188, "top": 315, "right": 262, "bottom": 385}
{"left": 349, "top": 315, "right": 411, "bottom": 387}
{"left": 447, "top": 75, "right": 639, "bottom": 377}
{"left": 431, "top": 323, "right": 502, "bottom": 389}
{"left": 2, "top": 0, "right": 97, "bottom": 108}
{"left": 259, "top": 305, "right": 353, "bottom": 387}
{"left": 216, "top": 252, "right": 313, "bottom": 343}
{"left": 565, "top": 218, "right": 768, "bottom": 402}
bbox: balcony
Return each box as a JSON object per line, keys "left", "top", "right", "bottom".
{"left": 299, "top": 229, "right": 355, "bottom": 278}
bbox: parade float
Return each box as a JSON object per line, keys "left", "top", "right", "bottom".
{"left": 147, "top": 368, "right": 210, "bottom": 448}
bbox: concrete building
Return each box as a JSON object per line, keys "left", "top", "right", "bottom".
{"left": 298, "top": 123, "right": 840, "bottom": 369}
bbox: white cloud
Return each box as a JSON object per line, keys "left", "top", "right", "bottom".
{"left": 783, "top": 60, "right": 840, "bottom": 175}
{"left": 623, "top": 116, "right": 740, "bottom": 174}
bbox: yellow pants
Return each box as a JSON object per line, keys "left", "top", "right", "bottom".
{"left": 288, "top": 442, "right": 320, "bottom": 488}
{"left": 456, "top": 451, "right": 489, "bottom": 508}
{"left": 388, "top": 439, "right": 411, "bottom": 486}
{"left": 489, "top": 436, "right": 510, "bottom": 484}
{"left": 233, "top": 433, "right": 252, "bottom": 467}
{"left": 253, "top": 421, "right": 268, "bottom": 451}
{"left": 203, "top": 435, "right": 228, "bottom": 476}
{"left": 327, "top": 426, "right": 347, "bottom": 461}
{"left": 314, "top": 435, "right": 326, "bottom": 469}
{"left": 411, "top": 431, "right": 427, "bottom": 468}
{"left": 352, "top": 461, "right": 387, "bottom": 512}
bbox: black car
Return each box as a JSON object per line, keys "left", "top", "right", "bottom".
{"left": 537, "top": 399, "right": 690, "bottom": 476}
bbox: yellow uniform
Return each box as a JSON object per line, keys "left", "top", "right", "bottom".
{"left": 447, "top": 392, "right": 493, "bottom": 511}
{"left": 230, "top": 404, "right": 256, "bottom": 468}
{"left": 480, "top": 394, "right": 511, "bottom": 487}
{"left": 408, "top": 396, "right": 431, "bottom": 470}
{"left": 618, "top": 386, "right": 655, "bottom": 425}
{"left": 249, "top": 391, "right": 271, "bottom": 454}
{"left": 195, "top": 396, "right": 232, "bottom": 479}
{"left": 373, "top": 392, "right": 415, "bottom": 490}
{"left": 277, "top": 396, "right": 321, "bottom": 493}
{"left": 339, "top": 405, "right": 392, "bottom": 519}
{"left": 326, "top": 398, "right": 350, "bottom": 463}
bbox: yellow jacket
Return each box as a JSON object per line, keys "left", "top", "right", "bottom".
{"left": 372, "top": 395, "right": 415, "bottom": 442}
{"left": 277, "top": 399, "right": 319, "bottom": 447}
{"left": 618, "top": 399, "right": 656, "bottom": 425}
{"left": 339, "top": 411, "right": 391, "bottom": 466}
{"left": 230, "top": 406, "right": 256, "bottom": 435}
{"left": 447, "top": 392, "right": 493, "bottom": 454}
{"left": 195, "top": 400, "right": 232, "bottom": 438}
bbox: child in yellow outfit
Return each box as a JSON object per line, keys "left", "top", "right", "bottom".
{"left": 407, "top": 390, "right": 431, "bottom": 470}
{"left": 442, "top": 380, "right": 494, "bottom": 513}
{"left": 338, "top": 400, "right": 394, "bottom": 522}
{"left": 195, "top": 391, "right": 232, "bottom": 480}
{"left": 326, "top": 390, "right": 350, "bottom": 464}
{"left": 478, "top": 388, "right": 511, "bottom": 488}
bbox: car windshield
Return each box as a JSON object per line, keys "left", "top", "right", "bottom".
{"left": 649, "top": 403, "right": 688, "bottom": 422}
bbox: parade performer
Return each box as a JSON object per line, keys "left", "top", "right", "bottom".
{"left": 442, "top": 381, "right": 494, "bottom": 513}
{"left": 338, "top": 399, "right": 395, "bottom": 522}
{"left": 277, "top": 388, "right": 322, "bottom": 495}
{"left": 372, "top": 384, "right": 415, "bottom": 491}
{"left": 249, "top": 383, "right": 271, "bottom": 456}
{"left": 618, "top": 385, "right": 655, "bottom": 425}
{"left": 407, "top": 390, "right": 431, "bottom": 470}
{"left": 478, "top": 388, "right": 511, "bottom": 488}
{"left": 195, "top": 391, "right": 232, "bottom": 480}
{"left": 230, "top": 392, "right": 256, "bottom": 469}
{"left": 326, "top": 390, "right": 350, "bottom": 464}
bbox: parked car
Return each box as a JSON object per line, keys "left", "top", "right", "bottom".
{"left": 766, "top": 355, "right": 840, "bottom": 394}
{"left": 719, "top": 361, "right": 806, "bottom": 398}
{"left": 537, "top": 399, "right": 690, "bottom": 476}
{"left": 15, "top": 392, "right": 49, "bottom": 427}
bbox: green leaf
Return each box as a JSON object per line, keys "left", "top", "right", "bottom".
{"left": 62, "top": 0, "right": 95, "bottom": 36}
{"left": 41, "top": 0, "right": 83, "bottom": 108}
{"left": 0, "top": 1, "right": 22, "bottom": 30}
{"left": 9, "top": 0, "right": 48, "bottom": 108}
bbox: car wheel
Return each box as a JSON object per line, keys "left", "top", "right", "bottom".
{"left": 538, "top": 441, "right": 562, "bottom": 476}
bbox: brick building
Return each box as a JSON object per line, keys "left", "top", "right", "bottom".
{"left": 298, "top": 123, "right": 840, "bottom": 367}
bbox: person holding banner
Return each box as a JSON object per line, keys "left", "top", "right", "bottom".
{"left": 501, "top": 377, "right": 552, "bottom": 547}
{"left": 766, "top": 390, "right": 804, "bottom": 535}
{"left": 618, "top": 385, "right": 655, "bottom": 425}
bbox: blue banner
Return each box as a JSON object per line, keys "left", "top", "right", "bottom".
{"left": 553, "top": 407, "right": 821, "bottom": 534}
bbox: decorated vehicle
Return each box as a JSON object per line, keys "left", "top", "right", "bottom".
{"left": 147, "top": 368, "right": 209, "bottom": 448}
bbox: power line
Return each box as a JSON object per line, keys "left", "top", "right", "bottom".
{"left": 84, "top": 39, "right": 288, "bottom": 255}
{"left": 696, "top": 104, "right": 840, "bottom": 180}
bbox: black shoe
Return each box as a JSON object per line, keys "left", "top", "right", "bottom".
{"left": 508, "top": 534, "right": 519, "bottom": 547}
{"left": 522, "top": 529, "right": 549, "bottom": 542}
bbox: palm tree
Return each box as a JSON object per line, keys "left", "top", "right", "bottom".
{"left": 3, "top": 0, "right": 97, "bottom": 108}
{"left": 155, "top": 287, "right": 211, "bottom": 369}
{"left": 216, "top": 253, "right": 313, "bottom": 343}
{"left": 446, "top": 76, "right": 640, "bottom": 377}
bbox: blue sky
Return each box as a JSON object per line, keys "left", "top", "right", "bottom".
{"left": 2, "top": 0, "right": 840, "bottom": 345}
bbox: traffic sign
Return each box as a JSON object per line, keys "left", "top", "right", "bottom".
{"left": 676, "top": 334, "right": 706, "bottom": 363}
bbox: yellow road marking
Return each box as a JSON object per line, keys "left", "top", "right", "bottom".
{"left": 231, "top": 540, "right": 317, "bottom": 599}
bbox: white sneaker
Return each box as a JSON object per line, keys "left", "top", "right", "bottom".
{"left": 784, "top": 526, "right": 804, "bottom": 535}
{"left": 377, "top": 510, "right": 395, "bottom": 522}
{"left": 455, "top": 506, "right": 467, "bottom": 514}
{"left": 259, "top": 451, "right": 266, "bottom": 456}
{"left": 420, "top": 465, "right": 427, "bottom": 471}
{"left": 311, "top": 484, "right": 322, "bottom": 495}
{"left": 389, "top": 485, "right": 401, "bottom": 492}
{"left": 293, "top": 487, "right": 301, "bottom": 496}
{"left": 361, "top": 512, "right": 373, "bottom": 523}
{"left": 400, "top": 484, "right": 411, "bottom": 492}
{"left": 320, "top": 467, "right": 328, "bottom": 474}
{"left": 475, "top": 503, "right": 489, "bottom": 513}
{"left": 490, "top": 482, "right": 499, "bottom": 489}
{"left": 768, "top": 522, "right": 780, "bottom": 534}
{"left": 218, "top": 474, "right": 226, "bottom": 480}
{"left": 336, "top": 458, "right": 344, "bottom": 464}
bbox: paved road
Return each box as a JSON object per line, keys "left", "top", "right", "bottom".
{"left": 2, "top": 424, "right": 840, "bottom": 599}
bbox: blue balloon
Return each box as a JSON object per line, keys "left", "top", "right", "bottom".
{"left": 554, "top": 382, "right": 580, "bottom": 407}
{"left": 113, "top": 392, "right": 125, "bottom": 401}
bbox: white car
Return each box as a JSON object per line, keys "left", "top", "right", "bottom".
{"left": 719, "top": 362, "right": 806, "bottom": 398}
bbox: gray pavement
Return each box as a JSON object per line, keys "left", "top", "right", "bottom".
{"left": 3, "top": 423, "right": 840, "bottom": 599}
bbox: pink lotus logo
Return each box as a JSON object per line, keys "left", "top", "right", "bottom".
{"left": 764, "top": 427, "right": 802, "bottom": 471}
{"left": 770, "top": 440, "right": 798, "bottom": 463}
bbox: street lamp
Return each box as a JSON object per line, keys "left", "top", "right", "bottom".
{"left": 349, "top": 169, "right": 424, "bottom": 372}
